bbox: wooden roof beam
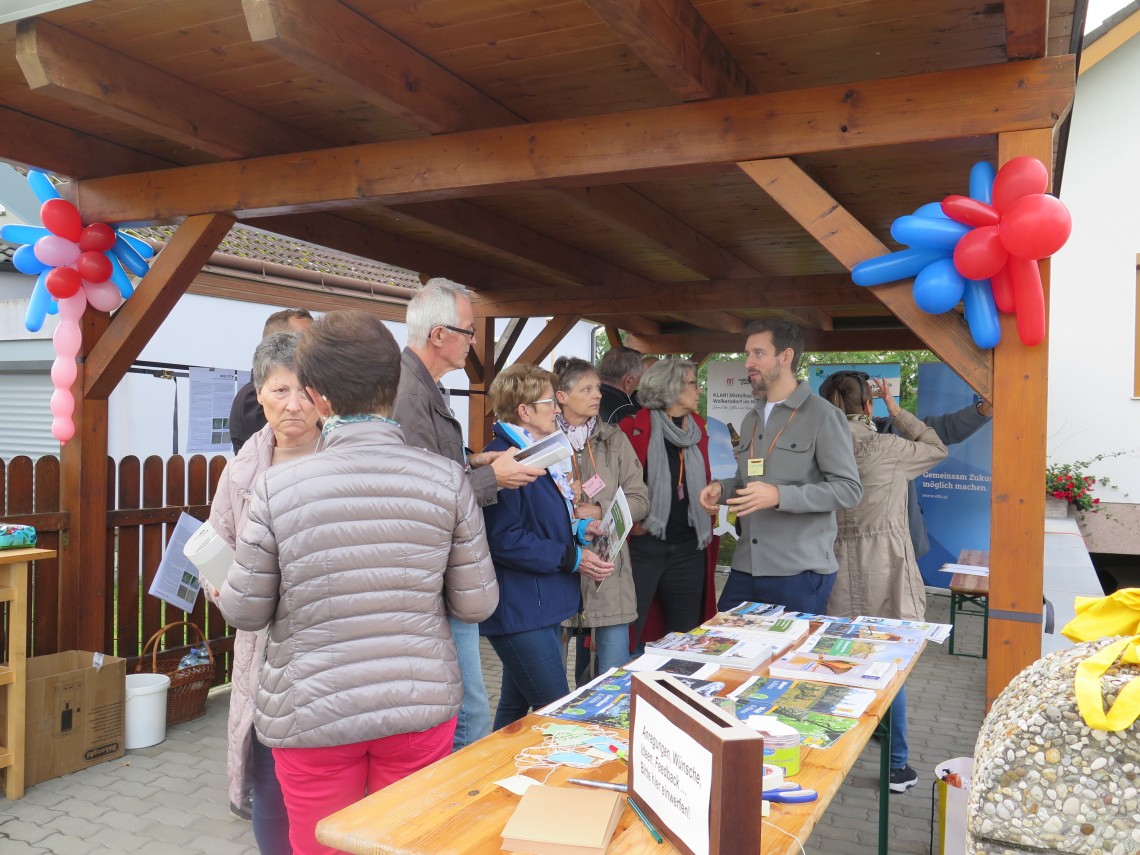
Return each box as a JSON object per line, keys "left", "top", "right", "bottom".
{"left": 626, "top": 328, "right": 924, "bottom": 354}
{"left": 71, "top": 56, "right": 1075, "bottom": 224}
{"left": 737, "top": 157, "right": 992, "bottom": 400}
{"left": 0, "top": 107, "right": 172, "bottom": 179}
{"left": 84, "top": 214, "right": 236, "bottom": 399}
{"left": 16, "top": 19, "right": 323, "bottom": 159}
{"left": 781, "top": 307, "right": 834, "bottom": 331}
{"left": 495, "top": 319, "right": 528, "bottom": 372}
{"left": 472, "top": 274, "right": 865, "bottom": 317}
{"left": 678, "top": 311, "right": 745, "bottom": 334}
{"left": 583, "top": 0, "right": 754, "bottom": 100}
{"left": 515, "top": 316, "right": 583, "bottom": 366}
{"left": 1005, "top": 0, "right": 1049, "bottom": 60}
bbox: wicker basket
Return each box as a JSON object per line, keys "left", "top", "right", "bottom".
{"left": 136, "top": 621, "right": 215, "bottom": 726}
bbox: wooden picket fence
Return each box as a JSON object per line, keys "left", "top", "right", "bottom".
{"left": 0, "top": 453, "right": 236, "bottom": 683}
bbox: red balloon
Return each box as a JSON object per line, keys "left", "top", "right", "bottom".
{"left": 76, "top": 250, "right": 113, "bottom": 284}
{"left": 78, "top": 223, "right": 116, "bottom": 253}
{"left": 1007, "top": 257, "right": 1045, "bottom": 346}
{"left": 40, "top": 198, "right": 83, "bottom": 242}
{"left": 941, "top": 195, "right": 1000, "bottom": 228}
{"left": 990, "top": 265, "right": 1016, "bottom": 314}
{"left": 992, "top": 156, "right": 1049, "bottom": 213}
{"left": 953, "top": 226, "right": 1008, "bottom": 280}
{"left": 45, "top": 266, "right": 82, "bottom": 300}
{"left": 1000, "top": 194, "right": 1072, "bottom": 260}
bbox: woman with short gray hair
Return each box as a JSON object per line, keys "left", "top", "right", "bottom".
{"left": 618, "top": 359, "right": 716, "bottom": 645}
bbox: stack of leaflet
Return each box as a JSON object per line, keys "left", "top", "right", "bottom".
{"left": 645, "top": 627, "right": 772, "bottom": 671}
{"left": 768, "top": 627, "right": 915, "bottom": 690}
{"left": 723, "top": 676, "right": 874, "bottom": 749}
{"left": 700, "top": 613, "right": 811, "bottom": 659}
{"left": 722, "top": 600, "right": 785, "bottom": 619}
{"left": 854, "top": 615, "right": 953, "bottom": 644}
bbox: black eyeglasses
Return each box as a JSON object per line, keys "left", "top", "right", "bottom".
{"left": 441, "top": 325, "right": 477, "bottom": 339}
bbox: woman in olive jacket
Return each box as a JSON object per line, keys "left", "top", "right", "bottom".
{"left": 554, "top": 357, "right": 650, "bottom": 683}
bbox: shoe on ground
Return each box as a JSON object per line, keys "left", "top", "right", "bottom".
{"left": 889, "top": 765, "right": 918, "bottom": 793}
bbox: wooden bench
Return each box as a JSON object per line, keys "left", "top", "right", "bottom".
{"left": 948, "top": 549, "right": 989, "bottom": 659}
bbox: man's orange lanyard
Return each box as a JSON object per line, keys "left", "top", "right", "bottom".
{"left": 749, "top": 406, "right": 800, "bottom": 462}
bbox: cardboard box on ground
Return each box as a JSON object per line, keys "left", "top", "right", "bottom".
{"left": 0, "top": 651, "right": 126, "bottom": 787}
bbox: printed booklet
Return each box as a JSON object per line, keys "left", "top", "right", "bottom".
{"left": 768, "top": 641, "right": 897, "bottom": 690}
{"left": 799, "top": 633, "right": 918, "bottom": 670}
{"left": 700, "top": 614, "right": 811, "bottom": 657}
{"left": 644, "top": 628, "right": 773, "bottom": 671}
{"left": 854, "top": 615, "right": 953, "bottom": 644}
{"left": 537, "top": 667, "right": 725, "bottom": 729}
{"left": 727, "top": 676, "right": 876, "bottom": 719}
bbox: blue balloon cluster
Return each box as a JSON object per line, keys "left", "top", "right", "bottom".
{"left": 851, "top": 162, "right": 1002, "bottom": 349}
{"left": 1, "top": 172, "right": 153, "bottom": 332}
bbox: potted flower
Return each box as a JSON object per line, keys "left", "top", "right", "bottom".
{"left": 1044, "top": 457, "right": 1106, "bottom": 517}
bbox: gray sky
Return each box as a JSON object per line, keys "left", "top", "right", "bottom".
{"left": 1085, "top": 0, "right": 1133, "bottom": 31}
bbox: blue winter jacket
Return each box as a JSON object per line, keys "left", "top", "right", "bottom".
{"left": 479, "top": 424, "right": 581, "bottom": 636}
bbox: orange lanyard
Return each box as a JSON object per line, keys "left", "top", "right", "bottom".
{"left": 677, "top": 452, "right": 685, "bottom": 499}
{"left": 750, "top": 406, "right": 800, "bottom": 461}
{"left": 571, "top": 440, "right": 598, "bottom": 481}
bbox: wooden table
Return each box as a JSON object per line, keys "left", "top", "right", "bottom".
{"left": 317, "top": 645, "right": 920, "bottom": 855}
{"left": 948, "top": 549, "right": 990, "bottom": 658}
{"left": 0, "top": 547, "right": 53, "bottom": 800}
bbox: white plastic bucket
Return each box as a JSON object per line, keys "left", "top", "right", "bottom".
{"left": 124, "top": 673, "right": 171, "bottom": 749}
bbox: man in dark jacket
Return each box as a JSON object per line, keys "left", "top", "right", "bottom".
{"left": 597, "top": 345, "right": 645, "bottom": 423}
{"left": 228, "top": 308, "right": 313, "bottom": 452}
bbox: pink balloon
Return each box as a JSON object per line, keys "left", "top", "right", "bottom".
{"left": 53, "top": 319, "right": 82, "bottom": 359}
{"left": 953, "top": 226, "right": 1008, "bottom": 280}
{"left": 83, "top": 279, "right": 123, "bottom": 312}
{"left": 34, "top": 234, "right": 81, "bottom": 268}
{"left": 52, "top": 416, "right": 75, "bottom": 444}
{"left": 992, "top": 156, "right": 1050, "bottom": 213}
{"left": 50, "top": 385, "right": 75, "bottom": 419}
{"left": 51, "top": 357, "right": 77, "bottom": 389}
{"left": 999, "top": 194, "right": 1073, "bottom": 260}
{"left": 41, "top": 198, "right": 84, "bottom": 242}
{"left": 58, "top": 291, "right": 87, "bottom": 322}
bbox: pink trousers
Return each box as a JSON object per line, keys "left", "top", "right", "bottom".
{"left": 272, "top": 718, "right": 456, "bottom": 855}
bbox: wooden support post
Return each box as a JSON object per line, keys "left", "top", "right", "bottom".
{"left": 986, "top": 128, "right": 1053, "bottom": 708}
{"left": 467, "top": 317, "right": 495, "bottom": 454}
{"left": 515, "top": 316, "right": 582, "bottom": 366}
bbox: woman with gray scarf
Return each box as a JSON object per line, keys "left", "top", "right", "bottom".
{"left": 618, "top": 359, "right": 715, "bottom": 645}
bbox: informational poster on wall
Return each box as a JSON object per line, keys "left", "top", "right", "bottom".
{"left": 187, "top": 367, "right": 248, "bottom": 454}
{"left": 806, "top": 363, "right": 901, "bottom": 419}
{"left": 915, "top": 362, "right": 992, "bottom": 586}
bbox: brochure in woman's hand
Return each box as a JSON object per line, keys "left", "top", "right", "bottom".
{"left": 593, "top": 487, "right": 632, "bottom": 565}
{"left": 514, "top": 430, "right": 573, "bottom": 469}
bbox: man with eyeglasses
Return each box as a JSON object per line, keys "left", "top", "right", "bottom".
{"left": 698, "top": 319, "right": 862, "bottom": 614}
{"left": 393, "top": 277, "right": 545, "bottom": 751}
{"left": 229, "top": 308, "right": 314, "bottom": 453}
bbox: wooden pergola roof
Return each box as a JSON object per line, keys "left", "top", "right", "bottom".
{"left": 0, "top": 0, "right": 1080, "bottom": 705}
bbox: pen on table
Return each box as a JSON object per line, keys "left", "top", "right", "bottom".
{"left": 627, "top": 796, "right": 664, "bottom": 844}
{"left": 567, "top": 777, "right": 628, "bottom": 792}
{"left": 609, "top": 744, "right": 628, "bottom": 763}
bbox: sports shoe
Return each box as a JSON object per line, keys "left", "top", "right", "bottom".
{"left": 889, "top": 765, "right": 918, "bottom": 793}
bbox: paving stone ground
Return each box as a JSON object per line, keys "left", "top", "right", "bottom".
{"left": 1, "top": 583, "right": 987, "bottom": 855}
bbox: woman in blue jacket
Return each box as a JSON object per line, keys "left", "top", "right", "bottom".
{"left": 481, "top": 363, "right": 614, "bottom": 728}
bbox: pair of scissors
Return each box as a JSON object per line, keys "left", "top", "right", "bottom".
{"left": 763, "top": 783, "right": 819, "bottom": 804}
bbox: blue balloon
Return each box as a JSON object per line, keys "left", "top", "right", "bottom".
{"left": 27, "top": 171, "right": 61, "bottom": 203}
{"left": 890, "top": 215, "right": 970, "bottom": 252}
{"left": 13, "top": 244, "right": 49, "bottom": 275}
{"left": 108, "top": 254, "right": 136, "bottom": 299}
{"left": 963, "top": 279, "right": 1001, "bottom": 348}
{"left": 852, "top": 248, "right": 945, "bottom": 287}
{"left": 25, "top": 271, "right": 52, "bottom": 333}
{"left": 0, "top": 223, "right": 50, "bottom": 245}
{"left": 46, "top": 297, "right": 59, "bottom": 315}
{"left": 913, "top": 202, "right": 950, "bottom": 219}
{"left": 118, "top": 231, "right": 155, "bottom": 259}
{"left": 913, "top": 258, "right": 966, "bottom": 314}
{"left": 113, "top": 235, "right": 150, "bottom": 277}
{"left": 969, "top": 162, "right": 996, "bottom": 205}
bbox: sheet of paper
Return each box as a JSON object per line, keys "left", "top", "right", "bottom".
{"left": 496, "top": 776, "right": 543, "bottom": 796}
{"left": 625, "top": 654, "right": 719, "bottom": 679}
{"left": 147, "top": 512, "right": 204, "bottom": 612}
{"left": 594, "top": 487, "right": 632, "bottom": 564}
{"left": 187, "top": 366, "right": 245, "bottom": 454}
{"left": 938, "top": 563, "right": 990, "bottom": 576}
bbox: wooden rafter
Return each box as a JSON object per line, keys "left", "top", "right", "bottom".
{"left": 16, "top": 19, "right": 323, "bottom": 159}
{"left": 71, "top": 56, "right": 1075, "bottom": 224}
{"left": 1004, "top": 0, "right": 1050, "bottom": 60}
{"left": 681, "top": 311, "right": 745, "bottom": 334}
{"left": 605, "top": 326, "right": 623, "bottom": 348}
{"left": 471, "top": 274, "right": 863, "bottom": 318}
{"left": 626, "top": 328, "right": 924, "bottom": 354}
{"left": 515, "top": 316, "right": 583, "bottom": 366}
{"left": 781, "top": 307, "right": 834, "bottom": 331}
{"left": 584, "top": 0, "right": 754, "bottom": 100}
{"left": 495, "top": 319, "right": 528, "bottom": 372}
{"left": 84, "top": 214, "right": 236, "bottom": 399}
{"left": 737, "top": 157, "right": 993, "bottom": 399}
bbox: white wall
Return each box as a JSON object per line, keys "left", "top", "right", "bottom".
{"left": 1051, "top": 32, "right": 1140, "bottom": 503}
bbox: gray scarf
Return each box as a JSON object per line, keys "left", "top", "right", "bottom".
{"left": 644, "top": 409, "right": 712, "bottom": 549}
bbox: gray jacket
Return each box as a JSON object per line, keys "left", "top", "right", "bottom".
{"left": 219, "top": 420, "right": 499, "bottom": 749}
{"left": 718, "top": 380, "right": 863, "bottom": 577}
{"left": 393, "top": 347, "right": 498, "bottom": 507}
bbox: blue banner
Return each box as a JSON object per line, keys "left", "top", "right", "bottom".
{"left": 915, "top": 363, "right": 992, "bottom": 585}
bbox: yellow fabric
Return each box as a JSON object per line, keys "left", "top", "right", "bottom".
{"left": 1061, "top": 590, "right": 1140, "bottom": 731}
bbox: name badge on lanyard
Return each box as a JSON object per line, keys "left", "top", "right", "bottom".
{"left": 747, "top": 458, "right": 765, "bottom": 477}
